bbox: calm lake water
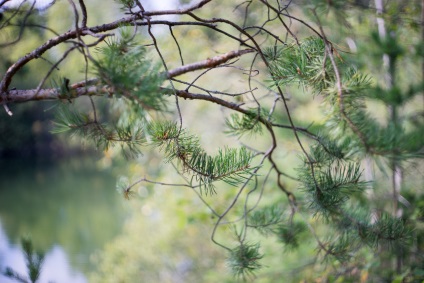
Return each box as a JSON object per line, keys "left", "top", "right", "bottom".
{"left": 0, "top": 157, "right": 128, "bottom": 282}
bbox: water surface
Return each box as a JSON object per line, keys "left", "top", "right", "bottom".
{"left": 0, "top": 157, "right": 128, "bottom": 282}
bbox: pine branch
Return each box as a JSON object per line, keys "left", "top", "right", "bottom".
{"left": 225, "top": 109, "right": 264, "bottom": 137}
{"left": 1, "top": 49, "right": 254, "bottom": 104}
{"left": 166, "top": 49, "right": 254, "bottom": 78}
{"left": 148, "top": 121, "right": 256, "bottom": 194}
{"left": 247, "top": 204, "right": 286, "bottom": 235}
{"left": 275, "top": 221, "right": 307, "bottom": 250}
{"left": 227, "top": 242, "right": 263, "bottom": 279}
{"left": 53, "top": 106, "right": 145, "bottom": 156}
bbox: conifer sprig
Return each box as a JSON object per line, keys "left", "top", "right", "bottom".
{"left": 299, "top": 160, "right": 366, "bottom": 217}
{"left": 52, "top": 105, "right": 145, "bottom": 157}
{"left": 93, "top": 31, "right": 166, "bottom": 114}
{"left": 227, "top": 242, "right": 263, "bottom": 280}
{"left": 275, "top": 221, "right": 307, "bottom": 250}
{"left": 148, "top": 121, "right": 256, "bottom": 194}
{"left": 225, "top": 109, "right": 264, "bottom": 137}
{"left": 265, "top": 38, "right": 332, "bottom": 93}
{"left": 247, "top": 204, "right": 286, "bottom": 236}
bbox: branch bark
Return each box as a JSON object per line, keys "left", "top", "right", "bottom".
{"left": 166, "top": 49, "right": 254, "bottom": 78}
{"left": 0, "top": 48, "right": 254, "bottom": 104}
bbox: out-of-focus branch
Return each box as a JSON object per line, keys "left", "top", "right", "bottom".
{"left": 0, "top": 15, "right": 138, "bottom": 94}
{"left": 0, "top": 0, "right": 10, "bottom": 8}
{"left": 0, "top": 1, "right": 36, "bottom": 48}
{"left": 143, "top": 0, "right": 212, "bottom": 16}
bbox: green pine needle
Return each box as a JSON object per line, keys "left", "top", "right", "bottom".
{"left": 227, "top": 243, "right": 263, "bottom": 279}
{"left": 225, "top": 109, "right": 264, "bottom": 137}
{"left": 53, "top": 105, "right": 145, "bottom": 157}
{"left": 148, "top": 121, "right": 256, "bottom": 194}
{"left": 248, "top": 204, "right": 285, "bottom": 236}
{"left": 94, "top": 34, "right": 166, "bottom": 113}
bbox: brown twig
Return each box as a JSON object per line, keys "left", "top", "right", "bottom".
{"left": 166, "top": 49, "right": 254, "bottom": 78}
{"left": 78, "top": 0, "right": 87, "bottom": 27}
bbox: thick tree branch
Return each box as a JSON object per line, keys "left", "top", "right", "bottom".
{"left": 1, "top": 85, "right": 107, "bottom": 103}
{"left": 0, "top": 18, "right": 218, "bottom": 94}
{"left": 0, "top": 84, "right": 314, "bottom": 142}
{"left": 0, "top": 48, "right": 254, "bottom": 101}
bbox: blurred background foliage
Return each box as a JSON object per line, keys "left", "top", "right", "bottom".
{"left": 0, "top": 0, "right": 423, "bottom": 282}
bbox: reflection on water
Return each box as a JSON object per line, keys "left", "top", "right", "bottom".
{"left": 0, "top": 157, "right": 128, "bottom": 282}
{"left": 0, "top": 223, "right": 87, "bottom": 283}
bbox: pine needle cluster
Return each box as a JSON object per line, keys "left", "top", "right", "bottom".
{"left": 53, "top": 105, "right": 145, "bottom": 158}
{"left": 148, "top": 121, "right": 256, "bottom": 194}
{"left": 226, "top": 242, "right": 263, "bottom": 280}
{"left": 225, "top": 109, "right": 265, "bottom": 137}
{"left": 94, "top": 30, "right": 167, "bottom": 114}
{"left": 248, "top": 35, "right": 421, "bottom": 271}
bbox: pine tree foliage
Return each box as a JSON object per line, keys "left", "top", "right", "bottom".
{"left": 265, "top": 38, "right": 331, "bottom": 92}
{"left": 266, "top": 36, "right": 422, "bottom": 160}
{"left": 266, "top": 39, "right": 371, "bottom": 220}
{"left": 116, "top": 176, "right": 138, "bottom": 200}
{"left": 53, "top": 105, "right": 145, "bottom": 158}
{"left": 248, "top": 204, "right": 307, "bottom": 250}
{"left": 94, "top": 31, "right": 167, "bottom": 113}
{"left": 262, "top": 34, "right": 420, "bottom": 271}
{"left": 299, "top": 160, "right": 365, "bottom": 216}
{"left": 148, "top": 121, "right": 256, "bottom": 194}
{"left": 227, "top": 242, "right": 263, "bottom": 280}
{"left": 225, "top": 109, "right": 264, "bottom": 137}
{"left": 2, "top": 238, "right": 44, "bottom": 283}
{"left": 275, "top": 221, "right": 307, "bottom": 251}
{"left": 247, "top": 204, "right": 286, "bottom": 236}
